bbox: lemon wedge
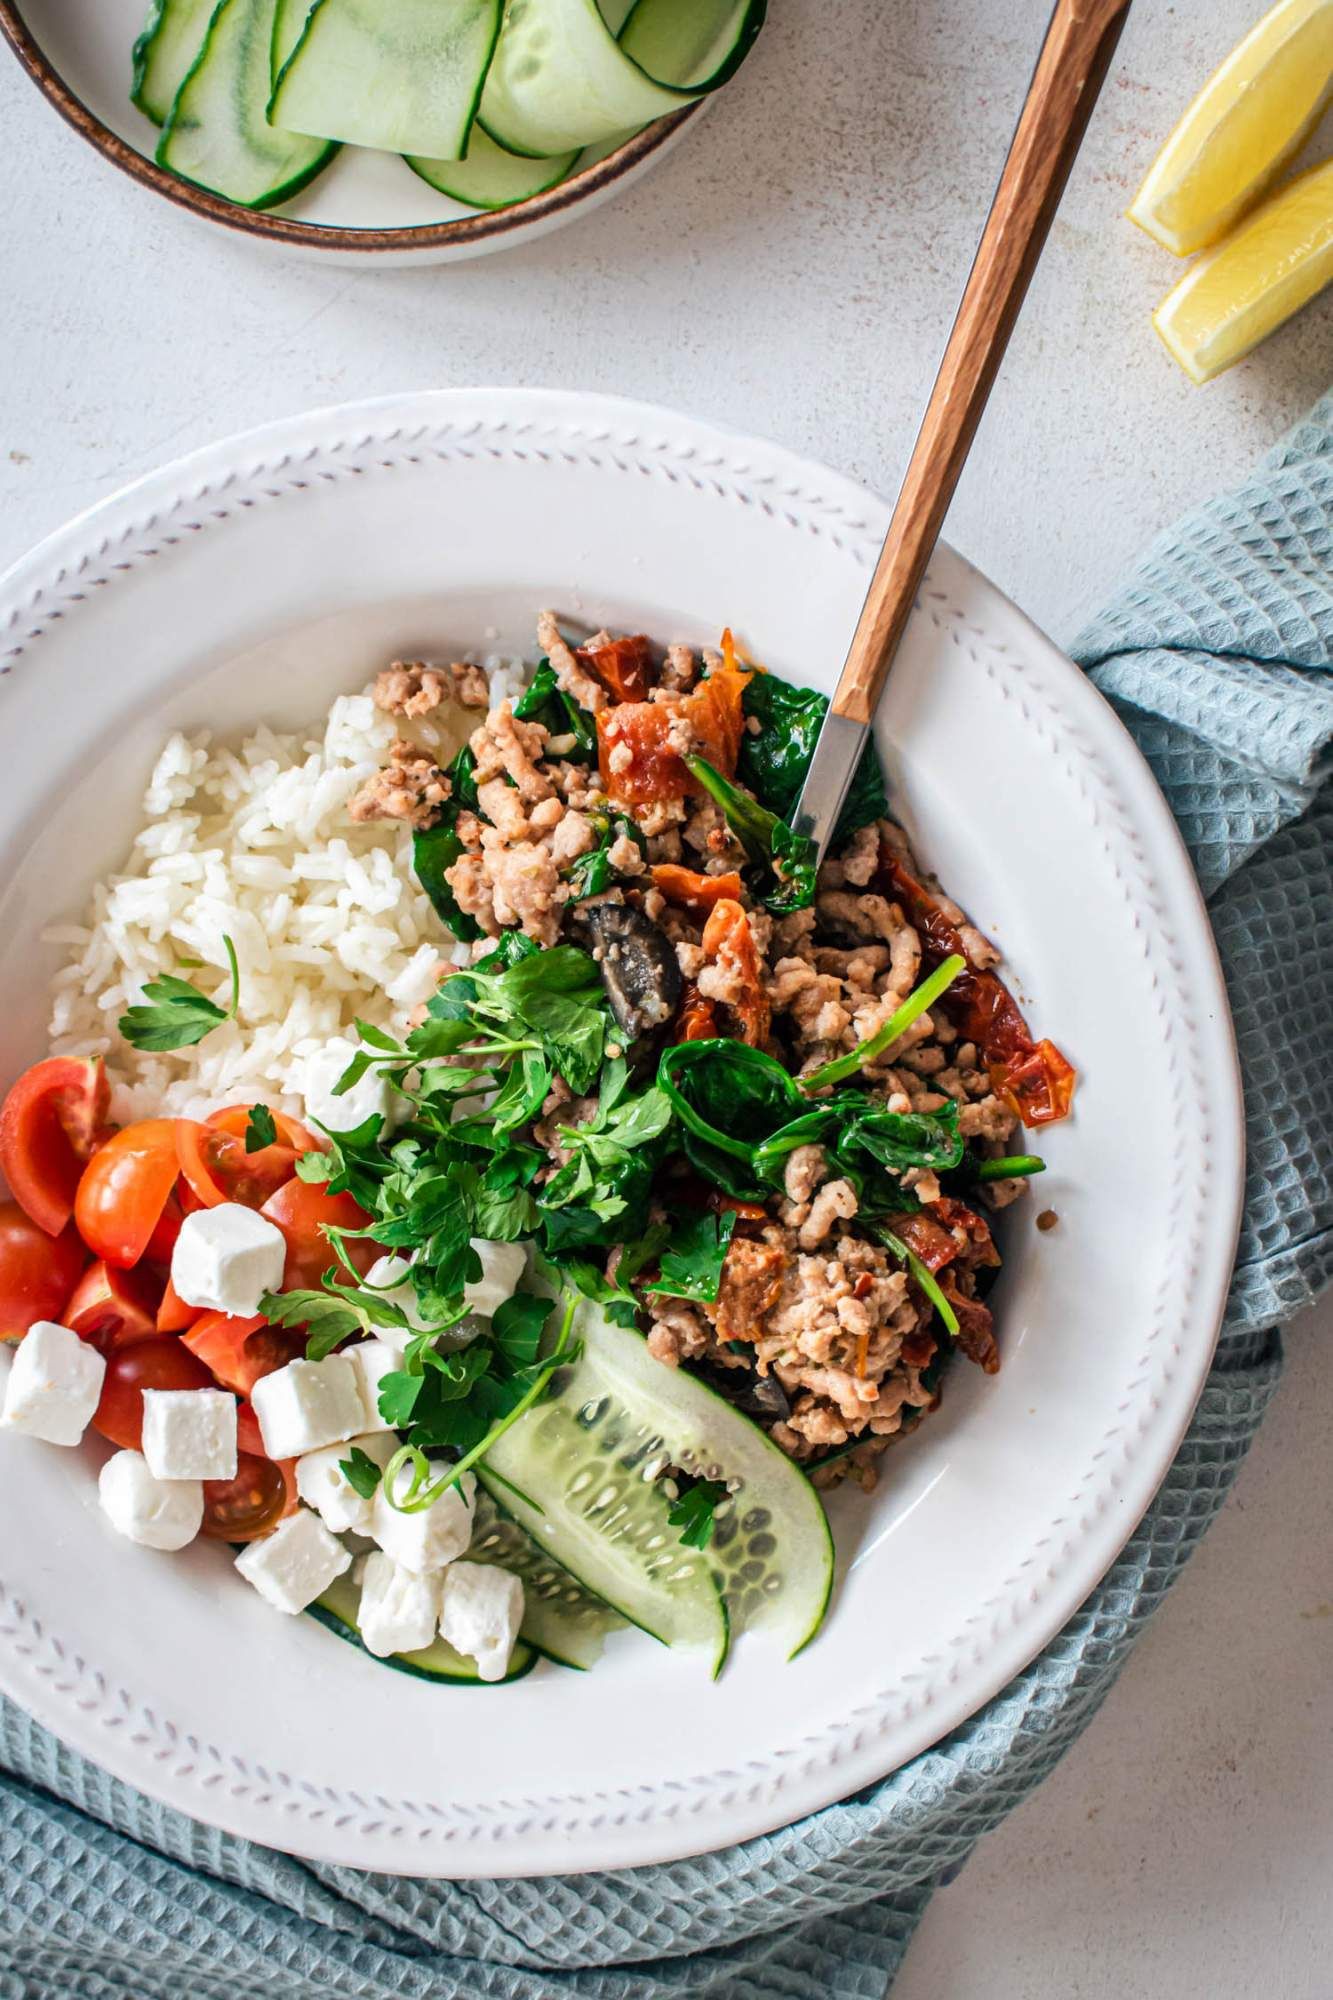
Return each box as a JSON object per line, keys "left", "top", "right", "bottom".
{"left": 1129, "top": 0, "right": 1333, "bottom": 255}
{"left": 1153, "top": 159, "right": 1333, "bottom": 383}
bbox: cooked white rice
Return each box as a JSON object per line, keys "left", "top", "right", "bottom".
{"left": 46, "top": 667, "right": 524, "bottom": 1125}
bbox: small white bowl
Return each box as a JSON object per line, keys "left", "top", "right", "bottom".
{"left": 1, "top": 0, "right": 704, "bottom": 263}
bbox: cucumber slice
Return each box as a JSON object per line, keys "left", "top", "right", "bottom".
{"left": 158, "top": 0, "right": 337, "bottom": 209}
{"left": 131, "top": 0, "right": 215, "bottom": 123}
{"left": 310, "top": 1573, "right": 537, "bottom": 1685}
{"left": 270, "top": 0, "right": 312, "bottom": 80}
{"left": 618, "top": 0, "right": 766, "bottom": 90}
{"left": 480, "top": 0, "right": 690, "bottom": 155}
{"left": 481, "top": 0, "right": 764, "bottom": 156}
{"left": 471, "top": 1489, "right": 624, "bottom": 1668}
{"left": 406, "top": 126, "right": 580, "bottom": 211}
{"left": 482, "top": 1305, "right": 832, "bottom": 1662}
{"left": 271, "top": 0, "right": 501, "bottom": 161}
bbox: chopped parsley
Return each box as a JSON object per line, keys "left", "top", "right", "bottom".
{"left": 118, "top": 934, "right": 241, "bottom": 1051}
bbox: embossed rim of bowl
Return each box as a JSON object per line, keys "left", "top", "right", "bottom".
{"left": 0, "top": 1, "right": 701, "bottom": 254}
{"left": 0, "top": 389, "right": 1245, "bottom": 1877}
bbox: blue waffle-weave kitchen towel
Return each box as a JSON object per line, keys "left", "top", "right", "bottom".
{"left": 2, "top": 396, "right": 1331, "bottom": 2000}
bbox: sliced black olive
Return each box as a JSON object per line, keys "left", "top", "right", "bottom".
{"left": 581, "top": 901, "right": 681, "bottom": 1046}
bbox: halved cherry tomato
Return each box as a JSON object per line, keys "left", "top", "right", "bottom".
{"left": 74, "top": 1119, "right": 184, "bottom": 1269}
{"left": 260, "top": 1179, "right": 377, "bottom": 1292}
{"left": 182, "top": 1311, "right": 304, "bottom": 1396}
{"left": 92, "top": 1336, "right": 213, "bottom": 1450}
{"left": 0, "top": 1200, "right": 87, "bottom": 1339}
{"left": 178, "top": 1122, "right": 297, "bottom": 1211}
{"left": 201, "top": 1453, "right": 294, "bottom": 1542}
{"left": 156, "top": 1274, "right": 198, "bottom": 1334}
{"left": 0, "top": 1057, "right": 110, "bottom": 1236}
{"left": 63, "top": 1258, "right": 162, "bottom": 1353}
{"left": 206, "top": 1104, "right": 321, "bottom": 1155}
{"left": 143, "top": 1189, "right": 184, "bottom": 1264}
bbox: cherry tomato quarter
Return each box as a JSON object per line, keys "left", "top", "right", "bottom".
{"left": 260, "top": 1178, "right": 376, "bottom": 1292}
{"left": 182, "top": 1311, "right": 304, "bottom": 1396}
{"left": 63, "top": 1258, "right": 161, "bottom": 1353}
{"left": 201, "top": 1453, "right": 293, "bottom": 1542}
{"left": 0, "top": 1201, "right": 87, "bottom": 1339}
{"left": 0, "top": 1056, "right": 110, "bottom": 1236}
{"left": 74, "top": 1119, "right": 184, "bottom": 1269}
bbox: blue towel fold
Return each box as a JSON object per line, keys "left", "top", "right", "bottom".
{"left": 2, "top": 396, "right": 1330, "bottom": 2000}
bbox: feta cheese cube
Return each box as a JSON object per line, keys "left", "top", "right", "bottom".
{"left": 371, "top": 1463, "right": 475, "bottom": 1574}
{"left": 303, "top": 1036, "right": 392, "bottom": 1135}
{"left": 234, "top": 1507, "right": 350, "bottom": 1614}
{"left": 250, "top": 1355, "right": 366, "bottom": 1459}
{"left": 356, "top": 1551, "right": 442, "bottom": 1657}
{"left": 170, "top": 1204, "right": 286, "bottom": 1317}
{"left": 1, "top": 1322, "right": 105, "bottom": 1445}
{"left": 295, "top": 1430, "right": 398, "bottom": 1534}
{"left": 439, "top": 1561, "right": 525, "bottom": 1682}
{"left": 463, "top": 1239, "right": 527, "bottom": 1320}
{"left": 347, "top": 1339, "right": 402, "bottom": 1433}
{"left": 361, "top": 1254, "right": 428, "bottom": 1350}
{"left": 141, "top": 1387, "right": 237, "bottom": 1481}
{"left": 98, "top": 1450, "right": 203, "bottom": 1551}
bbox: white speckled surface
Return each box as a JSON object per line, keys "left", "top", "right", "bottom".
{"left": 0, "top": 0, "right": 1329, "bottom": 1989}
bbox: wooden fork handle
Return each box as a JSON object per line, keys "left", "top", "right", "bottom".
{"left": 832, "top": 0, "right": 1133, "bottom": 726}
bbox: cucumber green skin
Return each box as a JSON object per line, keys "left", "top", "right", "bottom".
{"left": 271, "top": 0, "right": 501, "bottom": 163}
{"left": 269, "top": 0, "right": 312, "bottom": 84}
{"left": 309, "top": 1580, "right": 538, "bottom": 1686}
{"left": 405, "top": 132, "right": 581, "bottom": 212}
{"left": 157, "top": 0, "right": 338, "bottom": 211}
{"left": 131, "top": 0, "right": 216, "bottom": 123}
{"left": 617, "top": 0, "right": 767, "bottom": 91}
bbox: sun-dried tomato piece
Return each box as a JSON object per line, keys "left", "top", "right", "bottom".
{"left": 700, "top": 898, "right": 771, "bottom": 1048}
{"left": 650, "top": 864, "right": 743, "bottom": 914}
{"left": 577, "top": 634, "right": 653, "bottom": 704}
{"left": 598, "top": 665, "right": 751, "bottom": 805}
{"left": 672, "top": 981, "right": 718, "bottom": 1043}
{"left": 878, "top": 847, "right": 1075, "bottom": 1127}
{"left": 939, "top": 1273, "right": 999, "bottom": 1373}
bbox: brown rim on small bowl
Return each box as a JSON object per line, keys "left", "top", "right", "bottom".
{"left": 0, "top": 2, "right": 701, "bottom": 253}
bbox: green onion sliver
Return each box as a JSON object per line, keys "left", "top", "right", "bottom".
{"left": 975, "top": 1154, "right": 1046, "bottom": 1182}
{"left": 879, "top": 1229, "right": 961, "bottom": 1338}
{"left": 802, "top": 954, "right": 966, "bottom": 1092}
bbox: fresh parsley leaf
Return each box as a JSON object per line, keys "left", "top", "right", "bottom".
{"left": 667, "top": 1478, "right": 730, "bottom": 1551}
{"left": 244, "top": 1105, "right": 277, "bottom": 1153}
{"left": 118, "top": 934, "right": 241, "bottom": 1052}
{"left": 377, "top": 1368, "right": 427, "bottom": 1428}
{"left": 259, "top": 1289, "right": 385, "bottom": 1361}
{"left": 338, "top": 1446, "right": 384, "bottom": 1498}
{"left": 491, "top": 1291, "right": 551, "bottom": 1368}
{"left": 645, "top": 1210, "right": 736, "bottom": 1305}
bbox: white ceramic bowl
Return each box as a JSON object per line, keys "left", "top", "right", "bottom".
{"left": 0, "top": 388, "right": 1244, "bottom": 1876}
{"left": 1, "top": 0, "right": 702, "bottom": 262}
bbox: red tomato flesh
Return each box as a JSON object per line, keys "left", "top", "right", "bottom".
{"left": 177, "top": 1120, "right": 299, "bottom": 1211}
{"left": 156, "top": 1274, "right": 198, "bottom": 1335}
{"left": 260, "top": 1179, "right": 376, "bottom": 1292}
{"left": 92, "top": 1336, "right": 214, "bottom": 1450}
{"left": 201, "top": 1453, "right": 294, "bottom": 1542}
{"left": 75, "top": 1119, "right": 184, "bottom": 1269}
{"left": 182, "top": 1311, "right": 304, "bottom": 1396}
{"left": 0, "top": 1056, "right": 110, "bottom": 1236}
{"left": 0, "top": 1200, "right": 87, "bottom": 1340}
{"left": 63, "top": 1258, "right": 161, "bottom": 1353}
